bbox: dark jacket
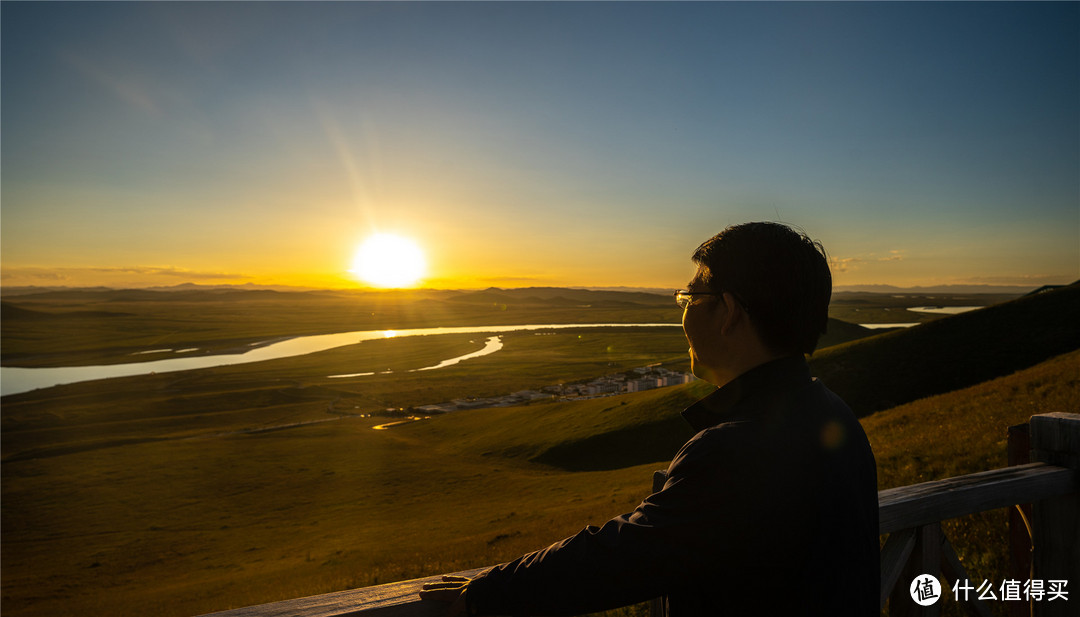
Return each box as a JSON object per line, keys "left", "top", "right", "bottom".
{"left": 467, "top": 356, "right": 879, "bottom": 616}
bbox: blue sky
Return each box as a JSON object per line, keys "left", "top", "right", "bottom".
{"left": 2, "top": 1, "right": 1077, "bottom": 290}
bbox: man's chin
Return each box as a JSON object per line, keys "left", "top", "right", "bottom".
{"left": 689, "top": 361, "right": 714, "bottom": 386}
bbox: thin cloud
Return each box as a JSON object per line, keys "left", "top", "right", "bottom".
{"left": 0, "top": 268, "right": 70, "bottom": 282}
{"left": 423, "top": 275, "right": 552, "bottom": 289}
{"left": 60, "top": 51, "right": 161, "bottom": 117}
{"left": 0, "top": 266, "right": 251, "bottom": 285}
{"left": 829, "top": 257, "right": 863, "bottom": 273}
{"left": 88, "top": 266, "right": 248, "bottom": 279}
{"left": 831, "top": 250, "right": 906, "bottom": 273}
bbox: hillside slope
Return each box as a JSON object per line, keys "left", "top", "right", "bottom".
{"left": 809, "top": 284, "right": 1079, "bottom": 416}
{"left": 864, "top": 348, "right": 1080, "bottom": 489}
{"left": 409, "top": 379, "right": 713, "bottom": 472}
{"left": 414, "top": 340, "right": 1079, "bottom": 478}
{"left": 860, "top": 348, "right": 1080, "bottom": 595}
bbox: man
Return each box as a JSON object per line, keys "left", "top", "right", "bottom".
{"left": 421, "top": 222, "right": 879, "bottom": 616}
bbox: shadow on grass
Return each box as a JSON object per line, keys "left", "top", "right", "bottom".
{"left": 532, "top": 416, "right": 691, "bottom": 472}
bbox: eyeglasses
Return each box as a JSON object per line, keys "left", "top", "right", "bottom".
{"left": 673, "top": 290, "right": 724, "bottom": 309}
{"left": 673, "top": 289, "right": 750, "bottom": 312}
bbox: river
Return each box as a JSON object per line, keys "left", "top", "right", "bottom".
{"left": 0, "top": 323, "right": 679, "bottom": 396}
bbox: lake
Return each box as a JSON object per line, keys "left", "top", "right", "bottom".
{"left": 907, "top": 306, "right": 982, "bottom": 315}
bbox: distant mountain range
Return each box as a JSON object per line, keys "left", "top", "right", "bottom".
{"left": 831, "top": 283, "right": 1059, "bottom": 294}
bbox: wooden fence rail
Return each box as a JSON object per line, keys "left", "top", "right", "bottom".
{"left": 200, "top": 413, "right": 1079, "bottom": 617}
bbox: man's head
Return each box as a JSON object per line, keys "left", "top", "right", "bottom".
{"left": 681, "top": 222, "right": 831, "bottom": 382}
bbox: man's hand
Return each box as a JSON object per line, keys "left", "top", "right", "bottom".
{"left": 419, "top": 575, "right": 470, "bottom": 617}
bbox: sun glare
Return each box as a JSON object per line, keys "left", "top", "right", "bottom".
{"left": 350, "top": 233, "right": 427, "bottom": 288}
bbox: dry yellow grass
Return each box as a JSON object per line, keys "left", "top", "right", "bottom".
{"left": 863, "top": 349, "right": 1080, "bottom": 615}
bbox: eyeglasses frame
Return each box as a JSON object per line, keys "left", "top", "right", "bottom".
{"left": 673, "top": 289, "right": 750, "bottom": 313}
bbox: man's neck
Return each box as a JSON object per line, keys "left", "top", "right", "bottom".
{"left": 708, "top": 346, "right": 790, "bottom": 388}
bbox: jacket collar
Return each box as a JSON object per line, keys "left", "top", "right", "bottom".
{"left": 681, "top": 355, "right": 813, "bottom": 432}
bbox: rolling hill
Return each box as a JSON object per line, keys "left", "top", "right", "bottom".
{"left": 809, "top": 283, "right": 1079, "bottom": 416}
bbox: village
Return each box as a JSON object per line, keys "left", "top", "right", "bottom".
{"left": 413, "top": 364, "right": 696, "bottom": 414}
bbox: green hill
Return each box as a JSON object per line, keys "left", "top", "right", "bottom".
{"left": 412, "top": 380, "right": 713, "bottom": 472}
{"left": 809, "top": 284, "right": 1079, "bottom": 416}
{"left": 818, "top": 317, "right": 875, "bottom": 349}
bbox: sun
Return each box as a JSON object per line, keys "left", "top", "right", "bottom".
{"left": 349, "top": 233, "right": 427, "bottom": 288}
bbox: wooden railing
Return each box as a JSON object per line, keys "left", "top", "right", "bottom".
{"left": 200, "top": 413, "right": 1079, "bottom": 617}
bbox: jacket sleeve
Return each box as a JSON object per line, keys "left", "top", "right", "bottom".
{"left": 465, "top": 422, "right": 789, "bottom": 616}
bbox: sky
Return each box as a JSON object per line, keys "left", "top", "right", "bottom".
{"left": 2, "top": 1, "right": 1077, "bottom": 291}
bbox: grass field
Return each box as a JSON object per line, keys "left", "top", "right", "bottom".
{"left": 1, "top": 286, "right": 1077, "bottom": 617}
{"left": 1, "top": 326, "right": 703, "bottom": 617}
{"left": 1, "top": 286, "right": 998, "bottom": 368}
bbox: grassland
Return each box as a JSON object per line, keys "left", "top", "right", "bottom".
{"left": 1, "top": 285, "right": 980, "bottom": 368}
{"left": 1, "top": 288, "right": 680, "bottom": 367}
{"left": 1, "top": 285, "right": 1077, "bottom": 617}
{"left": 1, "top": 325, "right": 703, "bottom": 617}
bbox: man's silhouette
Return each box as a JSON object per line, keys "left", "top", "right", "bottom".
{"left": 422, "top": 222, "right": 879, "bottom": 616}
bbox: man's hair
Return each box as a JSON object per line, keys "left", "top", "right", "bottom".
{"left": 692, "top": 222, "right": 832, "bottom": 355}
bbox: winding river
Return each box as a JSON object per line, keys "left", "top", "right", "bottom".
{"left": 0, "top": 323, "right": 679, "bottom": 396}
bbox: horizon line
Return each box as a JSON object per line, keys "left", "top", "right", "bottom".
{"left": 2, "top": 281, "right": 1072, "bottom": 295}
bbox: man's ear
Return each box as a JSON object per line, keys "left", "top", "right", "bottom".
{"left": 718, "top": 292, "right": 745, "bottom": 336}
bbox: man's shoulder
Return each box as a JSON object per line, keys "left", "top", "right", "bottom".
{"left": 670, "top": 418, "right": 762, "bottom": 469}
{"left": 675, "top": 381, "right": 867, "bottom": 464}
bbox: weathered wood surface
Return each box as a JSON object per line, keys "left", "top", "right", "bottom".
{"left": 880, "top": 523, "right": 994, "bottom": 616}
{"left": 880, "top": 528, "right": 916, "bottom": 611}
{"left": 878, "top": 462, "right": 1077, "bottom": 534}
{"left": 1030, "top": 412, "right": 1080, "bottom": 617}
{"left": 1030, "top": 412, "right": 1080, "bottom": 470}
{"left": 915, "top": 524, "right": 942, "bottom": 617}
{"left": 198, "top": 567, "right": 489, "bottom": 617}
{"left": 939, "top": 532, "right": 993, "bottom": 617}
{"left": 1007, "top": 422, "right": 1033, "bottom": 617}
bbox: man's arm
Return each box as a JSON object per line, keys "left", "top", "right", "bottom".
{"left": 460, "top": 424, "right": 790, "bottom": 616}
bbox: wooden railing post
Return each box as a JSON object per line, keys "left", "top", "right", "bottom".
{"left": 1008, "top": 423, "right": 1033, "bottom": 617}
{"left": 888, "top": 522, "right": 949, "bottom": 617}
{"left": 1029, "top": 413, "right": 1080, "bottom": 617}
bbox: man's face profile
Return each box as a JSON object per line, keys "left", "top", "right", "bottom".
{"left": 681, "top": 265, "right": 724, "bottom": 385}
